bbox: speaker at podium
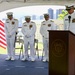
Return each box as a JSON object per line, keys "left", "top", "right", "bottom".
{"left": 48, "top": 30, "right": 75, "bottom": 75}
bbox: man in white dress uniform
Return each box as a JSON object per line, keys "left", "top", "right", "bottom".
{"left": 64, "top": 5, "right": 75, "bottom": 34}
{"left": 21, "top": 16, "right": 36, "bottom": 61}
{"left": 4, "top": 12, "right": 18, "bottom": 60}
{"left": 40, "top": 13, "right": 57, "bottom": 62}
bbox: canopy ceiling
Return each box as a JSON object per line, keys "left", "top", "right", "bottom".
{"left": 0, "top": 0, "right": 75, "bottom": 12}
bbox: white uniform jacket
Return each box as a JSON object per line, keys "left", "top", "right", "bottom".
{"left": 40, "top": 20, "right": 56, "bottom": 39}
{"left": 4, "top": 18, "right": 18, "bottom": 38}
{"left": 21, "top": 21, "right": 36, "bottom": 38}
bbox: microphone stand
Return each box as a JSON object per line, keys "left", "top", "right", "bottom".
{"left": 68, "top": 15, "right": 71, "bottom": 30}
{"left": 68, "top": 21, "right": 70, "bottom": 30}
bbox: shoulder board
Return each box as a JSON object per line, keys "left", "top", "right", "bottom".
{"left": 6, "top": 19, "right": 9, "bottom": 21}
{"left": 31, "top": 21, "right": 34, "bottom": 23}
{"left": 42, "top": 21, "right": 45, "bottom": 23}
{"left": 23, "top": 22, "right": 26, "bottom": 24}
{"left": 23, "top": 22, "right": 25, "bottom": 24}
{"left": 24, "top": 22, "right": 27, "bottom": 23}
{"left": 50, "top": 20, "right": 54, "bottom": 22}
{"left": 64, "top": 14, "right": 68, "bottom": 17}
{"left": 14, "top": 19, "right": 18, "bottom": 21}
{"left": 65, "top": 14, "right": 68, "bottom": 16}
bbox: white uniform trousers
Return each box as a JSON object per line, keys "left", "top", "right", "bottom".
{"left": 43, "top": 37, "right": 49, "bottom": 61}
{"left": 24, "top": 36, "right": 35, "bottom": 60}
{"left": 6, "top": 36, "right": 15, "bottom": 58}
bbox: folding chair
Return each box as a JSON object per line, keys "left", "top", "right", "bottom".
{"left": 15, "top": 36, "right": 24, "bottom": 59}
{"left": 41, "top": 49, "right": 44, "bottom": 60}
{"left": 34, "top": 39, "right": 39, "bottom": 58}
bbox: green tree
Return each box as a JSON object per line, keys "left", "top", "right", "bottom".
{"left": 58, "top": 10, "right": 68, "bottom": 20}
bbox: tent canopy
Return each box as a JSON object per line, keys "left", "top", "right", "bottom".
{"left": 0, "top": 0, "right": 75, "bottom": 12}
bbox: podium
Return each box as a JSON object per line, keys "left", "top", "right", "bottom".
{"left": 48, "top": 30, "right": 75, "bottom": 75}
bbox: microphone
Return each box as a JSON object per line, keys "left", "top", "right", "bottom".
{"left": 68, "top": 15, "right": 71, "bottom": 23}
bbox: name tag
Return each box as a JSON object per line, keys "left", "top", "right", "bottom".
{"left": 43, "top": 24, "right": 45, "bottom": 25}
{"left": 65, "top": 19, "right": 68, "bottom": 21}
{"left": 6, "top": 22, "right": 9, "bottom": 23}
{"left": 24, "top": 25, "right": 27, "bottom": 26}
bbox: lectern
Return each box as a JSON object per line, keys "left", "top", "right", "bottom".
{"left": 48, "top": 30, "right": 75, "bottom": 75}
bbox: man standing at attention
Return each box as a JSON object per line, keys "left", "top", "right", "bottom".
{"left": 40, "top": 13, "right": 57, "bottom": 62}
{"left": 4, "top": 12, "right": 18, "bottom": 61}
{"left": 21, "top": 16, "right": 36, "bottom": 62}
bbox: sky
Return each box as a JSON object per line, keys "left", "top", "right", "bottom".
{"left": 0, "top": 5, "right": 65, "bottom": 19}
{"left": 13, "top": 5, "right": 65, "bottom": 15}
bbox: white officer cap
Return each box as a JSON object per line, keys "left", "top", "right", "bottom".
{"left": 25, "top": 16, "right": 31, "bottom": 19}
{"left": 44, "top": 13, "right": 49, "bottom": 17}
{"left": 65, "top": 5, "right": 75, "bottom": 10}
{"left": 6, "top": 12, "right": 13, "bottom": 16}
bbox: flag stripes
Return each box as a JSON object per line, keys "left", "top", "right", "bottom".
{"left": 0, "top": 20, "right": 7, "bottom": 49}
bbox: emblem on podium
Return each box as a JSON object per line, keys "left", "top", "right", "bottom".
{"left": 51, "top": 39, "right": 66, "bottom": 57}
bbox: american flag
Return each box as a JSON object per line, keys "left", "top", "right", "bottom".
{"left": 0, "top": 20, "right": 7, "bottom": 49}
